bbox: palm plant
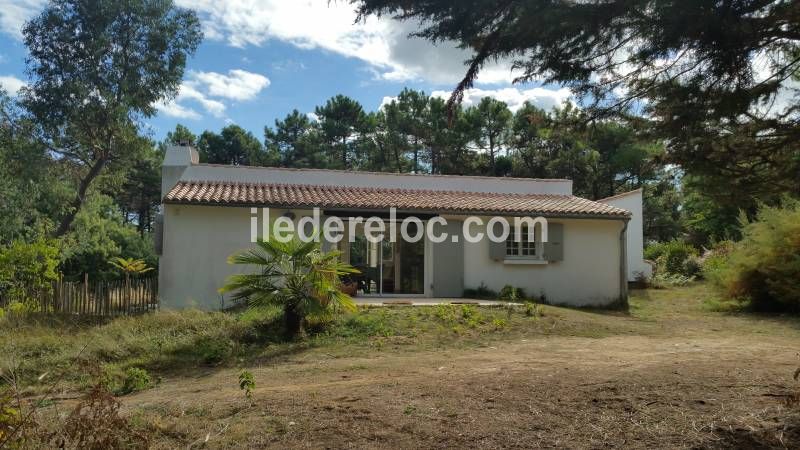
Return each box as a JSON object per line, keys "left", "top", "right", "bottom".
{"left": 109, "top": 257, "right": 154, "bottom": 312}
{"left": 219, "top": 238, "right": 359, "bottom": 338}
{"left": 109, "top": 257, "right": 154, "bottom": 276}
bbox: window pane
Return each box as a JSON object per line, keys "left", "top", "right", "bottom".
{"left": 505, "top": 225, "right": 537, "bottom": 257}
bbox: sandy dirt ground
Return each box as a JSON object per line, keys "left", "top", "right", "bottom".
{"left": 125, "top": 331, "right": 800, "bottom": 449}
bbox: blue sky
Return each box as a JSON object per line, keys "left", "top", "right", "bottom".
{"left": 0, "top": 0, "right": 572, "bottom": 142}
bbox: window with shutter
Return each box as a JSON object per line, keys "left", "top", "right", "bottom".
{"left": 505, "top": 225, "right": 537, "bottom": 257}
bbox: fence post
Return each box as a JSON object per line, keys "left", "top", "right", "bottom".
{"left": 103, "top": 282, "right": 110, "bottom": 316}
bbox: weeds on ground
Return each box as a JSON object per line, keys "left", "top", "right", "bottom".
{"left": 650, "top": 272, "right": 696, "bottom": 288}
{"left": 701, "top": 296, "right": 746, "bottom": 313}
{"left": 114, "top": 368, "right": 152, "bottom": 396}
{"left": 0, "top": 361, "right": 148, "bottom": 449}
{"left": 238, "top": 370, "right": 255, "bottom": 402}
{"left": 2, "top": 295, "right": 616, "bottom": 393}
{"left": 524, "top": 302, "right": 541, "bottom": 318}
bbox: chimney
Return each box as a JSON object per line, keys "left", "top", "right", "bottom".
{"left": 161, "top": 144, "right": 199, "bottom": 199}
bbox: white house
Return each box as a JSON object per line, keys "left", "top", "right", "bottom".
{"left": 157, "top": 144, "right": 647, "bottom": 309}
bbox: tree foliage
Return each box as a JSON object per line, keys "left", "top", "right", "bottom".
{"left": 21, "top": 0, "right": 201, "bottom": 236}
{"left": 0, "top": 238, "right": 60, "bottom": 305}
{"left": 352, "top": 0, "right": 800, "bottom": 217}
{"left": 265, "top": 110, "right": 325, "bottom": 168}
{"left": 315, "top": 95, "right": 371, "bottom": 169}
{"left": 197, "top": 125, "right": 275, "bottom": 166}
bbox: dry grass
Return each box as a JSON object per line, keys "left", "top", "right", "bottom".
{"left": 4, "top": 283, "right": 800, "bottom": 448}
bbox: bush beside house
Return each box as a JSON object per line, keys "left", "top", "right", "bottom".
{"left": 704, "top": 200, "right": 800, "bottom": 312}
{"left": 0, "top": 239, "right": 60, "bottom": 308}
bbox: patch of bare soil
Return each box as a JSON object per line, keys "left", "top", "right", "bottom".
{"left": 125, "top": 334, "right": 800, "bottom": 449}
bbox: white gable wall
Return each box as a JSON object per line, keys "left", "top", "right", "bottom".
{"left": 598, "top": 190, "right": 651, "bottom": 281}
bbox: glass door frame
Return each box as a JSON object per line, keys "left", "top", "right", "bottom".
{"left": 344, "top": 219, "right": 427, "bottom": 298}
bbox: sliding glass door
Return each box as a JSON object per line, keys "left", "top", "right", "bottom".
{"left": 345, "top": 222, "right": 424, "bottom": 296}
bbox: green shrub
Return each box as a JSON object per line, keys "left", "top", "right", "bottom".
{"left": 645, "top": 240, "right": 698, "bottom": 276}
{"left": 643, "top": 242, "right": 663, "bottom": 261}
{"left": 6, "top": 301, "right": 29, "bottom": 315}
{"left": 59, "top": 194, "right": 157, "bottom": 281}
{"left": 433, "top": 304, "right": 457, "bottom": 323}
{"left": 195, "top": 336, "right": 234, "bottom": 365}
{"left": 118, "top": 367, "right": 151, "bottom": 395}
{"left": 706, "top": 201, "right": 800, "bottom": 311}
{"left": 0, "top": 301, "right": 34, "bottom": 325}
{"left": 463, "top": 282, "right": 498, "bottom": 299}
{"left": 460, "top": 305, "right": 484, "bottom": 328}
{"left": 238, "top": 370, "right": 255, "bottom": 401}
{"left": 498, "top": 285, "right": 526, "bottom": 301}
{"left": 0, "top": 238, "right": 60, "bottom": 305}
{"left": 701, "top": 241, "right": 735, "bottom": 281}
{"left": 682, "top": 255, "right": 702, "bottom": 278}
{"left": 524, "top": 302, "right": 540, "bottom": 317}
{"left": 460, "top": 305, "right": 478, "bottom": 320}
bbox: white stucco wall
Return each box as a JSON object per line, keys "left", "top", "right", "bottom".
{"left": 160, "top": 205, "right": 250, "bottom": 309}
{"left": 461, "top": 217, "right": 624, "bottom": 306}
{"left": 159, "top": 205, "right": 341, "bottom": 309}
{"left": 159, "top": 205, "right": 624, "bottom": 308}
{"left": 598, "top": 190, "right": 651, "bottom": 281}
{"left": 158, "top": 205, "right": 439, "bottom": 309}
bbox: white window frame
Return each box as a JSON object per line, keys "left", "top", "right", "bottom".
{"left": 504, "top": 225, "right": 543, "bottom": 260}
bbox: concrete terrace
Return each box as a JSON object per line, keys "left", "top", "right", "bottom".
{"left": 352, "top": 297, "right": 520, "bottom": 306}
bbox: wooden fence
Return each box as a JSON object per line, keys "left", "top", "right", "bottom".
{"left": 30, "top": 275, "right": 159, "bottom": 317}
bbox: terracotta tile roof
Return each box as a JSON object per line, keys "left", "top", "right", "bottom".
{"left": 164, "top": 181, "right": 631, "bottom": 218}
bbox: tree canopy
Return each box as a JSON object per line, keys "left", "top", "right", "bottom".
{"left": 21, "top": 0, "right": 202, "bottom": 236}
{"left": 352, "top": 0, "right": 800, "bottom": 211}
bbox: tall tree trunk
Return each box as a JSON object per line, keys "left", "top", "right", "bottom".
{"left": 53, "top": 157, "right": 107, "bottom": 237}
{"left": 609, "top": 174, "right": 615, "bottom": 197}
{"left": 341, "top": 136, "right": 348, "bottom": 169}
{"left": 394, "top": 144, "right": 401, "bottom": 172}
{"left": 488, "top": 134, "right": 495, "bottom": 173}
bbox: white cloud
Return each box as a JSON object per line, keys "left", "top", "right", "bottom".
{"left": 157, "top": 82, "right": 224, "bottom": 120}
{"left": 177, "top": 0, "right": 515, "bottom": 86}
{"left": 190, "top": 69, "right": 270, "bottom": 101}
{"left": 431, "top": 87, "right": 573, "bottom": 112}
{"left": 305, "top": 112, "right": 319, "bottom": 122}
{"left": 0, "top": 75, "right": 26, "bottom": 96}
{"left": 178, "top": 84, "right": 227, "bottom": 117}
{"left": 3, "top": 0, "right": 518, "bottom": 86}
{"left": 378, "top": 96, "right": 397, "bottom": 110}
{"left": 155, "top": 98, "right": 201, "bottom": 120}
{"left": 0, "top": 0, "right": 45, "bottom": 39}
{"left": 156, "top": 69, "right": 269, "bottom": 120}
